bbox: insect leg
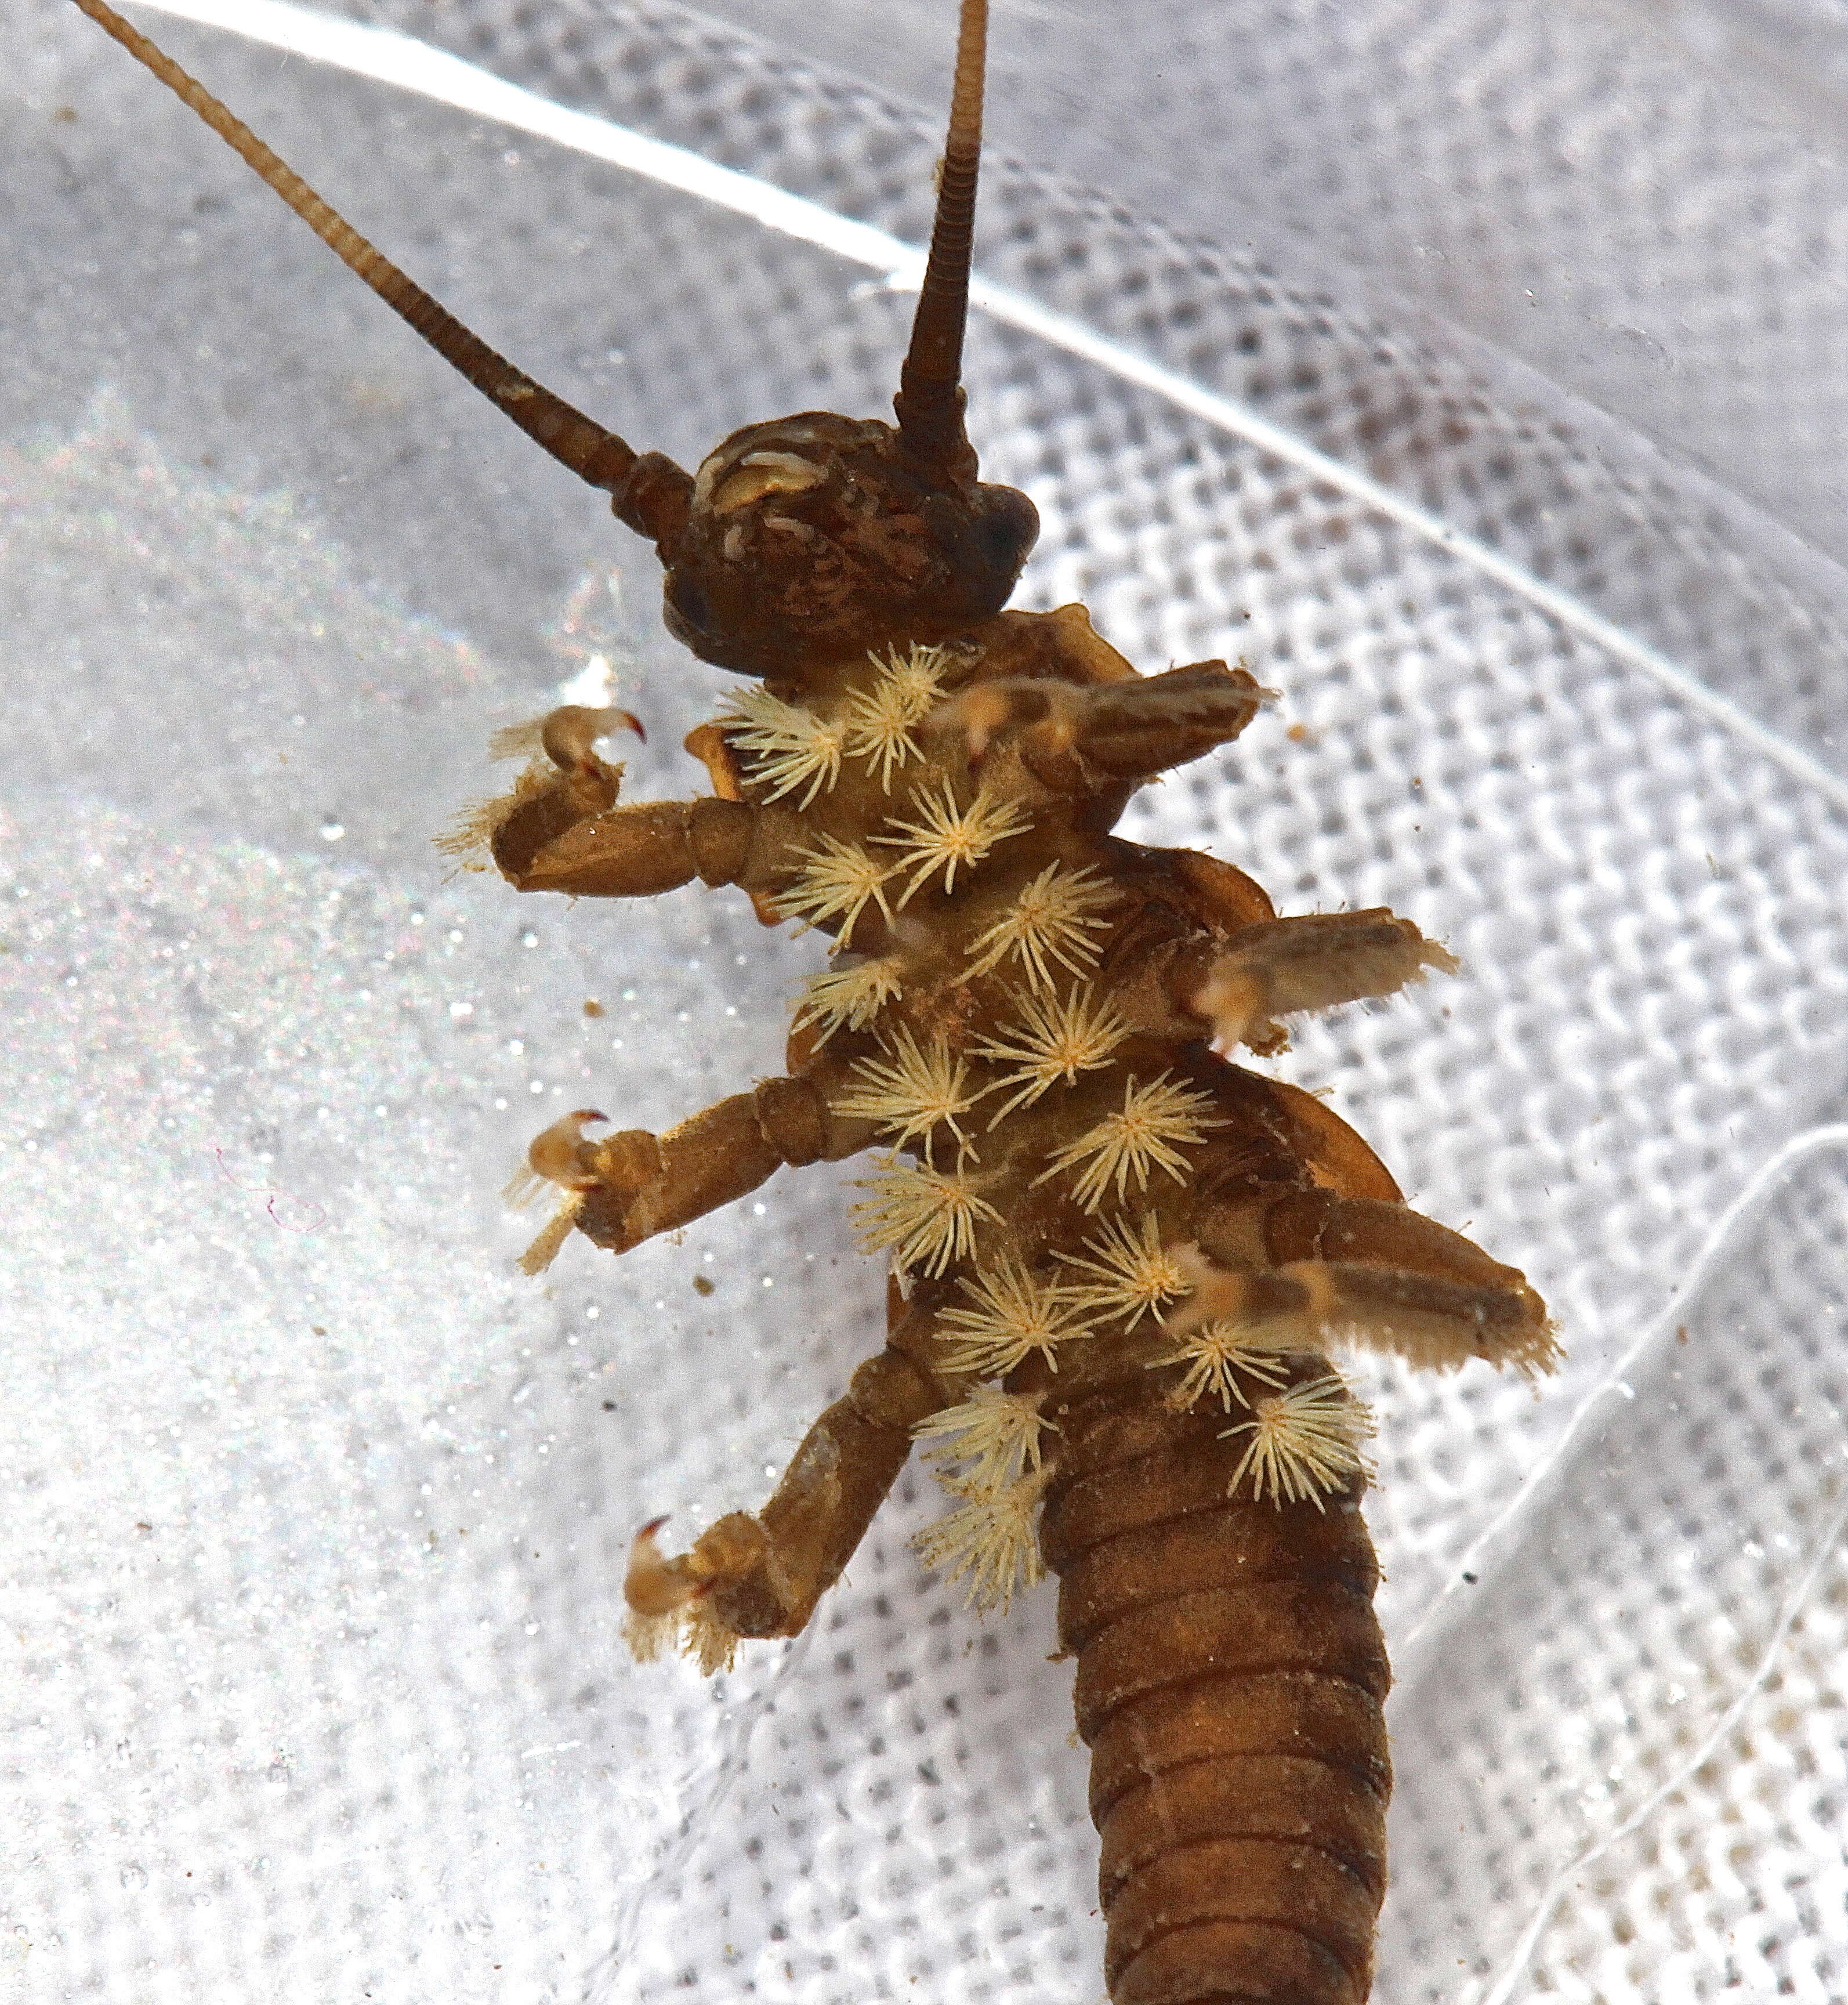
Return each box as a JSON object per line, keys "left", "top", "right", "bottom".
{"left": 441, "top": 704, "right": 802, "bottom": 900}
{"left": 626, "top": 1295, "right": 959, "bottom": 1666}
{"left": 1188, "top": 907, "right": 1459, "bottom": 1052}
{"left": 513, "top": 1074, "right": 872, "bottom": 1268}
{"left": 495, "top": 794, "right": 776, "bottom": 900}
{"left": 1180, "top": 1189, "right": 1556, "bottom": 1376}
{"left": 940, "top": 660, "right": 1268, "bottom": 787}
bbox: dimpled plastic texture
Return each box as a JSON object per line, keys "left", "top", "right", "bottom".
{"left": 3, "top": 1, "right": 1846, "bottom": 2001}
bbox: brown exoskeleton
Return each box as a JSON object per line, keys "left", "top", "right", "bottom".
{"left": 71, "top": 1, "right": 1557, "bottom": 1997}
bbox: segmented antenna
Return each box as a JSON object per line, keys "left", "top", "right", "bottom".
{"left": 68, "top": 0, "right": 692, "bottom": 545}
{"left": 893, "top": 0, "right": 988, "bottom": 487}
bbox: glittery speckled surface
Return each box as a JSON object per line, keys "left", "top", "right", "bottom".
{"left": 5, "top": 4, "right": 1847, "bottom": 2002}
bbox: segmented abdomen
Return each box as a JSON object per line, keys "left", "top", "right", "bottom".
{"left": 1041, "top": 1386, "right": 1390, "bottom": 2005}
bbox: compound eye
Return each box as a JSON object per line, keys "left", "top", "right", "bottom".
{"left": 973, "top": 483, "right": 1040, "bottom": 579}
{"left": 665, "top": 569, "right": 713, "bottom": 642}
{"left": 709, "top": 451, "right": 828, "bottom": 516}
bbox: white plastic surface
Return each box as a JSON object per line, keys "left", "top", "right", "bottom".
{"left": 5, "top": 2, "right": 1846, "bottom": 2001}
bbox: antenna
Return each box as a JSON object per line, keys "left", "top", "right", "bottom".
{"left": 68, "top": 0, "right": 691, "bottom": 547}
{"left": 892, "top": 0, "right": 988, "bottom": 488}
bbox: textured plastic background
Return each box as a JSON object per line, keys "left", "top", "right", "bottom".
{"left": 4, "top": 1, "right": 1847, "bottom": 2000}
